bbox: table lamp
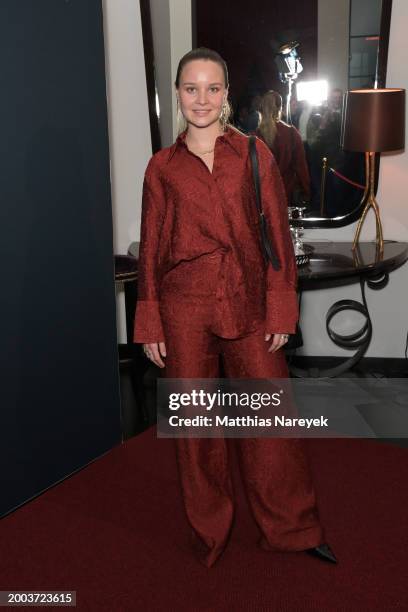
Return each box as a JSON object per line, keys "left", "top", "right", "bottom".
{"left": 341, "top": 88, "right": 405, "bottom": 253}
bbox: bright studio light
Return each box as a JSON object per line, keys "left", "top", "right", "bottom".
{"left": 296, "top": 80, "right": 328, "bottom": 105}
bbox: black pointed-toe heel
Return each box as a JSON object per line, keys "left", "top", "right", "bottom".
{"left": 306, "top": 543, "right": 338, "bottom": 564}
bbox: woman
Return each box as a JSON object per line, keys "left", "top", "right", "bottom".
{"left": 257, "top": 90, "right": 311, "bottom": 206}
{"left": 133, "top": 47, "right": 336, "bottom": 568}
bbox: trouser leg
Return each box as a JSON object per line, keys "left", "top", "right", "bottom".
{"left": 160, "top": 300, "right": 234, "bottom": 567}
{"left": 221, "top": 329, "right": 325, "bottom": 551}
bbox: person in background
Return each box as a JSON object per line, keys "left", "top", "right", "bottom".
{"left": 256, "top": 90, "right": 310, "bottom": 206}
{"left": 235, "top": 100, "right": 261, "bottom": 134}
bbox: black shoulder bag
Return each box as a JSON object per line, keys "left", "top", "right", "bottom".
{"left": 248, "top": 136, "right": 281, "bottom": 271}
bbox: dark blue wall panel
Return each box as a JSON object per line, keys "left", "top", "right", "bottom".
{"left": 0, "top": 0, "right": 122, "bottom": 517}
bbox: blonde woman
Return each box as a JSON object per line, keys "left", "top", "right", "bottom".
{"left": 134, "top": 47, "right": 336, "bottom": 568}
{"left": 257, "top": 90, "right": 311, "bottom": 205}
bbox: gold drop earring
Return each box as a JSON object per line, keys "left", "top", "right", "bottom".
{"left": 176, "top": 96, "right": 186, "bottom": 133}
{"left": 220, "top": 98, "right": 228, "bottom": 131}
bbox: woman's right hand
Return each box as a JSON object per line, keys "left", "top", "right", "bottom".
{"left": 143, "top": 342, "right": 167, "bottom": 368}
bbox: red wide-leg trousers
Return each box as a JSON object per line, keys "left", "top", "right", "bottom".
{"left": 160, "top": 298, "right": 324, "bottom": 568}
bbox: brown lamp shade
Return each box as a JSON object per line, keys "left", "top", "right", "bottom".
{"left": 341, "top": 88, "right": 405, "bottom": 152}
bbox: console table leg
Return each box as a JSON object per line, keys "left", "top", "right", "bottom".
{"left": 289, "top": 274, "right": 387, "bottom": 378}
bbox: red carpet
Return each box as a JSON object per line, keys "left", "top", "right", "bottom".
{"left": 1, "top": 428, "right": 407, "bottom": 611}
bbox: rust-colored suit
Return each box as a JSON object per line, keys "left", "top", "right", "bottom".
{"left": 133, "top": 125, "right": 324, "bottom": 567}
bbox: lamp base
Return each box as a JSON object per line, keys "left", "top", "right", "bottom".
{"left": 352, "top": 152, "right": 384, "bottom": 254}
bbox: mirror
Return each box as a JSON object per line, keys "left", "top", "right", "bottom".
{"left": 192, "top": 0, "right": 393, "bottom": 228}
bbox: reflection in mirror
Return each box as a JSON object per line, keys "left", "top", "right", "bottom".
{"left": 193, "top": 0, "right": 390, "bottom": 224}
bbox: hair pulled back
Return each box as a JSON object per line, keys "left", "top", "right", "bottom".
{"left": 175, "top": 47, "right": 229, "bottom": 89}
{"left": 258, "top": 91, "right": 283, "bottom": 148}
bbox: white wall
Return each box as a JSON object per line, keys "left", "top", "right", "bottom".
{"left": 301, "top": 0, "right": 408, "bottom": 358}
{"left": 102, "top": 0, "right": 152, "bottom": 253}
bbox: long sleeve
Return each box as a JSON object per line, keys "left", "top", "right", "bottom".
{"left": 255, "top": 137, "right": 299, "bottom": 334}
{"left": 133, "top": 158, "right": 166, "bottom": 344}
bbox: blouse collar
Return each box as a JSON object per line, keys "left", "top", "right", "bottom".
{"left": 167, "top": 124, "right": 242, "bottom": 162}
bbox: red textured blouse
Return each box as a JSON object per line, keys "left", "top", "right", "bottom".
{"left": 133, "top": 125, "right": 299, "bottom": 344}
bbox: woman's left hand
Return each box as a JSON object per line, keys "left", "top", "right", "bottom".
{"left": 264, "top": 333, "right": 289, "bottom": 353}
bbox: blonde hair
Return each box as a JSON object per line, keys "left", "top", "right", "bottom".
{"left": 257, "top": 91, "right": 283, "bottom": 148}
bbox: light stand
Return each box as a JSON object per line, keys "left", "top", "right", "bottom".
{"left": 274, "top": 41, "right": 303, "bottom": 126}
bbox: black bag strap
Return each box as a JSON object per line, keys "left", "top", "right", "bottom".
{"left": 248, "top": 136, "right": 281, "bottom": 270}
{"left": 248, "top": 135, "right": 263, "bottom": 216}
